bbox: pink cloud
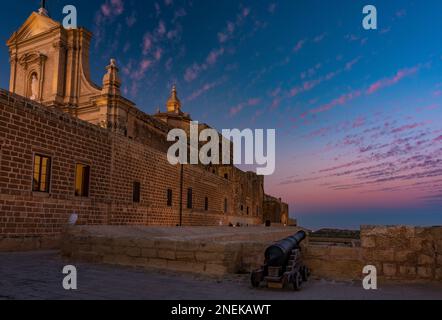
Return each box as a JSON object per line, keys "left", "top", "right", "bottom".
{"left": 380, "top": 27, "right": 391, "bottom": 34}
{"left": 132, "top": 59, "right": 152, "bottom": 80}
{"left": 126, "top": 14, "right": 137, "bottom": 27}
{"left": 352, "top": 117, "right": 365, "bottom": 128}
{"left": 313, "top": 33, "right": 326, "bottom": 43}
{"left": 142, "top": 33, "right": 153, "bottom": 54}
{"left": 229, "top": 98, "right": 261, "bottom": 117}
{"left": 173, "top": 8, "right": 187, "bottom": 20}
{"left": 184, "top": 63, "right": 204, "bottom": 82}
{"left": 311, "top": 90, "right": 362, "bottom": 114}
{"left": 367, "top": 66, "right": 419, "bottom": 95}
{"left": 345, "top": 34, "right": 359, "bottom": 42}
{"left": 186, "top": 79, "right": 225, "bottom": 102}
{"left": 434, "top": 135, "right": 442, "bottom": 142}
{"left": 345, "top": 57, "right": 361, "bottom": 71}
{"left": 101, "top": 0, "right": 124, "bottom": 17}
{"left": 154, "top": 48, "right": 163, "bottom": 61}
{"left": 293, "top": 40, "right": 306, "bottom": 53}
{"left": 206, "top": 48, "right": 225, "bottom": 65}
{"left": 242, "top": 7, "right": 251, "bottom": 17}
{"left": 391, "top": 122, "right": 427, "bottom": 134}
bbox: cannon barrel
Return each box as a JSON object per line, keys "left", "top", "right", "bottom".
{"left": 264, "top": 230, "right": 307, "bottom": 267}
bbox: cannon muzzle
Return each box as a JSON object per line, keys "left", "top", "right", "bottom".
{"left": 264, "top": 230, "right": 307, "bottom": 267}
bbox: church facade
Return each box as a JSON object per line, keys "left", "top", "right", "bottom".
{"left": 0, "top": 7, "right": 289, "bottom": 250}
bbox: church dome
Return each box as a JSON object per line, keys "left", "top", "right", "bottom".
{"left": 166, "top": 85, "right": 182, "bottom": 113}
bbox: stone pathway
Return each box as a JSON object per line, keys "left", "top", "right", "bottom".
{"left": 0, "top": 251, "right": 441, "bottom": 300}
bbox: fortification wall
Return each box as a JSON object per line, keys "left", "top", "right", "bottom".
{"left": 0, "top": 90, "right": 266, "bottom": 251}
{"left": 304, "top": 225, "right": 442, "bottom": 282}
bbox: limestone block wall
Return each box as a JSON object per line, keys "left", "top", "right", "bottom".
{"left": 303, "top": 246, "right": 364, "bottom": 281}
{"left": 304, "top": 226, "right": 442, "bottom": 282}
{"left": 361, "top": 225, "right": 442, "bottom": 281}
{"left": 61, "top": 226, "right": 301, "bottom": 276}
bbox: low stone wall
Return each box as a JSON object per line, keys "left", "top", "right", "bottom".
{"left": 60, "top": 225, "right": 441, "bottom": 282}
{"left": 303, "top": 246, "right": 364, "bottom": 281}
{"left": 361, "top": 225, "right": 442, "bottom": 281}
{"left": 0, "top": 236, "right": 60, "bottom": 252}
{"left": 304, "top": 225, "right": 442, "bottom": 282}
{"left": 61, "top": 226, "right": 301, "bottom": 276}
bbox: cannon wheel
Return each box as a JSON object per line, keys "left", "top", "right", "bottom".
{"left": 291, "top": 272, "right": 303, "bottom": 291}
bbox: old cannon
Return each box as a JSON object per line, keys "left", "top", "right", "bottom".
{"left": 251, "top": 230, "right": 309, "bottom": 291}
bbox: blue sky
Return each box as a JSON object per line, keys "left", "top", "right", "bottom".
{"left": 1, "top": 1, "right": 441, "bottom": 229}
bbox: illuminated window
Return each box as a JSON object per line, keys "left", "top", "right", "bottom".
{"left": 75, "top": 164, "right": 90, "bottom": 197}
{"left": 32, "top": 154, "right": 51, "bottom": 193}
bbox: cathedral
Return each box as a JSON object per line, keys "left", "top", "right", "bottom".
{"left": 0, "top": 5, "right": 289, "bottom": 250}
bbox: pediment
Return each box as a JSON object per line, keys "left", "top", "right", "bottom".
{"left": 7, "top": 12, "right": 61, "bottom": 45}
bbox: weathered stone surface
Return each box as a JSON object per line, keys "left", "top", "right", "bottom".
{"left": 417, "top": 266, "right": 433, "bottom": 278}
{"left": 399, "top": 265, "right": 417, "bottom": 276}
{"left": 435, "top": 268, "right": 442, "bottom": 280}
{"left": 154, "top": 240, "right": 178, "bottom": 251}
{"left": 175, "top": 250, "right": 195, "bottom": 261}
{"left": 329, "top": 247, "right": 361, "bottom": 260}
{"left": 126, "top": 247, "right": 141, "bottom": 258}
{"left": 376, "top": 249, "right": 395, "bottom": 262}
{"left": 395, "top": 250, "right": 414, "bottom": 263}
{"left": 361, "top": 236, "right": 376, "bottom": 248}
{"left": 60, "top": 225, "right": 442, "bottom": 282}
{"left": 205, "top": 263, "right": 229, "bottom": 275}
{"left": 146, "top": 258, "right": 168, "bottom": 269}
{"left": 157, "top": 250, "right": 176, "bottom": 260}
{"left": 383, "top": 263, "right": 397, "bottom": 277}
{"left": 167, "top": 260, "right": 206, "bottom": 273}
{"left": 437, "top": 255, "right": 442, "bottom": 266}
{"left": 141, "top": 248, "right": 158, "bottom": 258}
{"left": 418, "top": 254, "right": 434, "bottom": 266}
{"left": 305, "top": 246, "right": 329, "bottom": 257}
{"left": 195, "top": 251, "right": 225, "bottom": 262}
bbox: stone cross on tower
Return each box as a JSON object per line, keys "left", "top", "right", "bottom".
{"left": 39, "top": 0, "right": 49, "bottom": 16}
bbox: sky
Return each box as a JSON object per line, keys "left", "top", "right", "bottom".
{"left": 0, "top": 0, "right": 441, "bottom": 229}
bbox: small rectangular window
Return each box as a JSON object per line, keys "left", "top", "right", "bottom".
{"left": 224, "top": 198, "right": 228, "bottom": 213}
{"left": 133, "top": 181, "right": 141, "bottom": 203}
{"left": 204, "top": 197, "right": 209, "bottom": 211}
{"left": 167, "top": 189, "right": 173, "bottom": 207}
{"left": 187, "top": 188, "right": 193, "bottom": 209}
{"left": 33, "top": 154, "right": 51, "bottom": 193}
{"left": 75, "top": 164, "right": 90, "bottom": 197}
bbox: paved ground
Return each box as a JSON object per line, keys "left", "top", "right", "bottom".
{"left": 1, "top": 251, "right": 441, "bottom": 300}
